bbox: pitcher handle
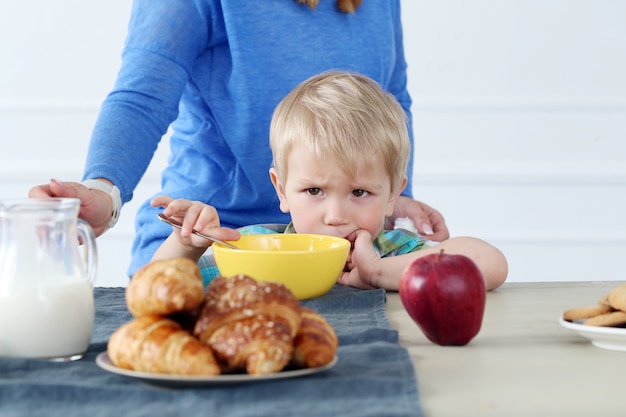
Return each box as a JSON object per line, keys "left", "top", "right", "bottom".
{"left": 76, "top": 219, "right": 98, "bottom": 285}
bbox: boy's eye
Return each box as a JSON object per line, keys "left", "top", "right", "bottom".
{"left": 352, "top": 189, "right": 368, "bottom": 197}
{"left": 307, "top": 188, "right": 321, "bottom": 196}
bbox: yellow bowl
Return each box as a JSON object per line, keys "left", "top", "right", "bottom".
{"left": 212, "top": 234, "right": 350, "bottom": 300}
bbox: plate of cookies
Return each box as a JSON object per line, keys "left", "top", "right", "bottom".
{"left": 560, "top": 282, "right": 626, "bottom": 351}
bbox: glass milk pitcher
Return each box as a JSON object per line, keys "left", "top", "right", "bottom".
{"left": 0, "top": 198, "right": 97, "bottom": 361}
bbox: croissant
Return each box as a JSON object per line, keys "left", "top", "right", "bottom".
{"left": 107, "top": 315, "right": 220, "bottom": 376}
{"left": 292, "top": 307, "right": 338, "bottom": 368}
{"left": 126, "top": 258, "right": 204, "bottom": 317}
{"left": 193, "top": 275, "right": 302, "bottom": 375}
{"left": 208, "top": 315, "right": 295, "bottom": 374}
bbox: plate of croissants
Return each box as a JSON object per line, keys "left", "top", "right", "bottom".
{"left": 95, "top": 352, "right": 337, "bottom": 386}
{"left": 97, "top": 258, "right": 339, "bottom": 386}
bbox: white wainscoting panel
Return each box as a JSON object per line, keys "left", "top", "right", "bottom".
{"left": 411, "top": 177, "right": 626, "bottom": 283}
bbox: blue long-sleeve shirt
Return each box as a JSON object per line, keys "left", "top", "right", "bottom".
{"left": 82, "top": 0, "right": 414, "bottom": 275}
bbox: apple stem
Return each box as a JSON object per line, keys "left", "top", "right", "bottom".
{"left": 437, "top": 248, "right": 445, "bottom": 261}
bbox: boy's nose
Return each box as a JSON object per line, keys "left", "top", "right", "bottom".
{"left": 323, "top": 200, "right": 349, "bottom": 226}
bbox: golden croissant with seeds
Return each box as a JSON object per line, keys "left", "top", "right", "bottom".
{"left": 194, "top": 274, "right": 303, "bottom": 375}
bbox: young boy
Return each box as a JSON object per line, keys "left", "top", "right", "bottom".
{"left": 152, "top": 72, "right": 508, "bottom": 290}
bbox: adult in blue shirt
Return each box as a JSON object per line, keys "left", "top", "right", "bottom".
{"left": 29, "top": 0, "right": 450, "bottom": 276}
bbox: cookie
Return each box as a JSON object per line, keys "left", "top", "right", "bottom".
{"left": 563, "top": 304, "right": 614, "bottom": 322}
{"left": 607, "top": 283, "right": 626, "bottom": 311}
{"left": 583, "top": 310, "right": 626, "bottom": 327}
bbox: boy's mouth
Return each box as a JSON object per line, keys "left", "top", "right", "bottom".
{"left": 342, "top": 230, "right": 359, "bottom": 246}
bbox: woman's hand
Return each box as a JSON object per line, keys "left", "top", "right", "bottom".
{"left": 29, "top": 178, "right": 113, "bottom": 236}
{"left": 388, "top": 196, "right": 450, "bottom": 242}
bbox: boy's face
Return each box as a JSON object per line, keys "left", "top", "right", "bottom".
{"left": 270, "top": 144, "right": 406, "bottom": 242}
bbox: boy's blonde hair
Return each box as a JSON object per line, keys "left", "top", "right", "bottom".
{"left": 269, "top": 71, "right": 410, "bottom": 193}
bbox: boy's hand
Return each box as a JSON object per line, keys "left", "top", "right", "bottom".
{"left": 337, "top": 230, "right": 380, "bottom": 290}
{"left": 151, "top": 196, "right": 240, "bottom": 249}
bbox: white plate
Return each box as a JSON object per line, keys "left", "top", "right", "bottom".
{"left": 558, "top": 316, "right": 626, "bottom": 352}
{"left": 95, "top": 352, "right": 337, "bottom": 387}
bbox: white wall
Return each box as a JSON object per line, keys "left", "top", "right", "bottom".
{"left": 1, "top": 1, "right": 625, "bottom": 286}
{"left": 402, "top": 0, "right": 626, "bottom": 284}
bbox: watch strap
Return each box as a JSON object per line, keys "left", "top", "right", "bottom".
{"left": 81, "top": 179, "right": 122, "bottom": 230}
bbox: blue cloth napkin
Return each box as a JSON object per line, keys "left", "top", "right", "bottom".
{"left": 0, "top": 286, "right": 423, "bottom": 417}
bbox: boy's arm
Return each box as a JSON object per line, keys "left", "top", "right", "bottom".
{"left": 149, "top": 196, "right": 240, "bottom": 265}
{"left": 151, "top": 233, "right": 208, "bottom": 264}
{"left": 339, "top": 232, "right": 508, "bottom": 291}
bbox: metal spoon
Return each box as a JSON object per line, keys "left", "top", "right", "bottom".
{"left": 157, "top": 213, "right": 240, "bottom": 250}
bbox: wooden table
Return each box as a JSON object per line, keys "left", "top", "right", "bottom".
{"left": 385, "top": 281, "right": 626, "bottom": 416}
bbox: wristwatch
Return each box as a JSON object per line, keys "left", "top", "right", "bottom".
{"left": 81, "top": 179, "right": 122, "bottom": 231}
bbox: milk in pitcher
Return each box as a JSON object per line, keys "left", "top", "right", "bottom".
{"left": 0, "top": 278, "right": 95, "bottom": 359}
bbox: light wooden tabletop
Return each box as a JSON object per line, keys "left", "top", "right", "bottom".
{"left": 385, "top": 281, "right": 626, "bottom": 417}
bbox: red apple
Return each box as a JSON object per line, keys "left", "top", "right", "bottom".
{"left": 399, "top": 250, "right": 486, "bottom": 346}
